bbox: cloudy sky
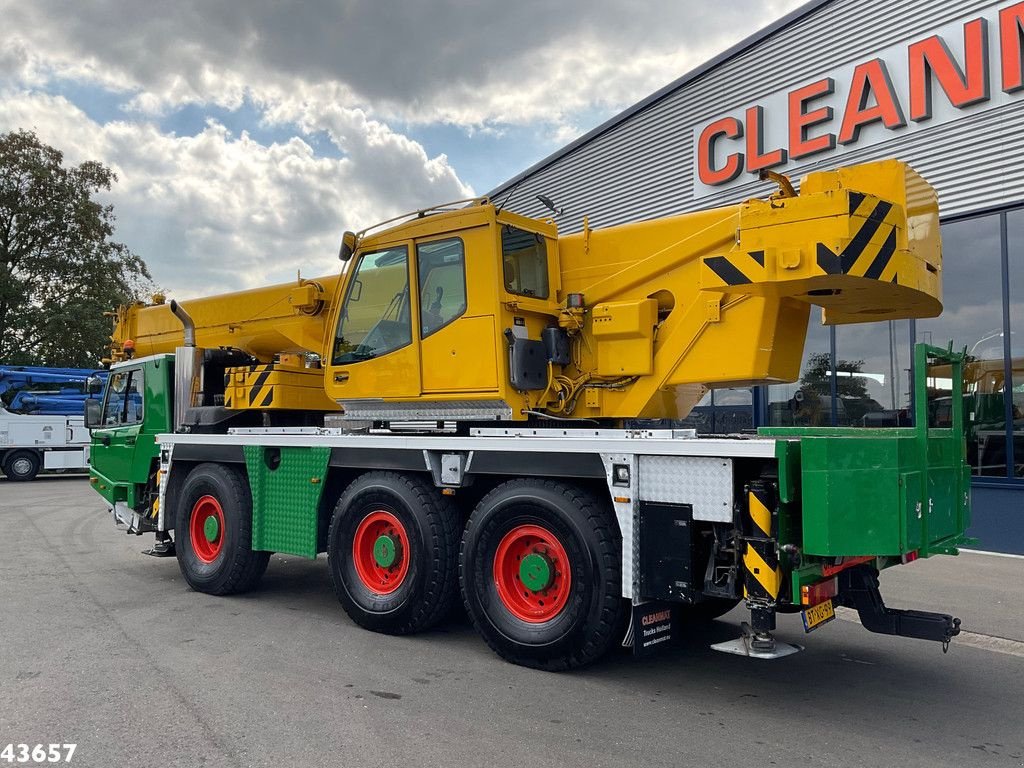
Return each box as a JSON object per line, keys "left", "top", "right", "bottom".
{"left": 0, "top": 0, "right": 804, "bottom": 297}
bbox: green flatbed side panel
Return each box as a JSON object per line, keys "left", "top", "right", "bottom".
{"left": 759, "top": 429, "right": 969, "bottom": 558}
{"left": 774, "top": 439, "right": 801, "bottom": 549}
{"left": 243, "top": 446, "right": 330, "bottom": 559}
{"left": 925, "top": 432, "right": 963, "bottom": 543}
{"left": 798, "top": 435, "right": 913, "bottom": 556}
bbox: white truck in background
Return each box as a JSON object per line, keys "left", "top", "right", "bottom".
{"left": 0, "top": 403, "right": 92, "bottom": 481}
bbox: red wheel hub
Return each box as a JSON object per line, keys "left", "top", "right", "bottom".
{"left": 352, "top": 510, "right": 410, "bottom": 594}
{"left": 189, "top": 495, "right": 225, "bottom": 564}
{"left": 493, "top": 524, "right": 572, "bottom": 623}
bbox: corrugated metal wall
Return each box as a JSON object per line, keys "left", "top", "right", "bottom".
{"left": 491, "top": 0, "right": 1023, "bottom": 231}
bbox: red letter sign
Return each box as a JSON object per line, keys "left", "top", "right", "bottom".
{"left": 788, "top": 78, "right": 836, "bottom": 160}
{"left": 1002, "top": 1, "right": 1024, "bottom": 92}
{"left": 745, "top": 105, "right": 787, "bottom": 172}
{"left": 839, "top": 59, "right": 907, "bottom": 144}
{"left": 909, "top": 18, "right": 991, "bottom": 121}
{"left": 698, "top": 117, "right": 743, "bottom": 186}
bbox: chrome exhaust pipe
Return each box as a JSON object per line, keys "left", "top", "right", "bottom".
{"left": 169, "top": 300, "right": 202, "bottom": 431}
{"left": 169, "top": 299, "right": 196, "bottom": 347}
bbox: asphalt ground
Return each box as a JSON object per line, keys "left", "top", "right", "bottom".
{"left": 1, "top": 476, "right": 1022, "bottom": 768}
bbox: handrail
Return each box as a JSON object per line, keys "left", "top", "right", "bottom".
{"left": 355, "top": 197, "right": 490, "bottom": 239}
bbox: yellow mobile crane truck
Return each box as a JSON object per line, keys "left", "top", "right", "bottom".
{"left": 87, "top": 159, "right": 969, "bottom": 669}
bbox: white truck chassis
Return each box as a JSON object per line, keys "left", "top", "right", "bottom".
{"left": 153, "top": 426, "right": 779, "bottom": 602}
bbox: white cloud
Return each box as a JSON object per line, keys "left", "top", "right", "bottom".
{"left": 0, "top": 91, "right": 469, "bottom": 297}
{"left": 1, "top": 0, "right": 806, "bottom": 129}
{"left": 0, "top": 0, "right": 807, "bottom": 296}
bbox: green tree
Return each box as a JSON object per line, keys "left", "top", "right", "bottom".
{"left": 0, "top": 130, "right": 151, "bottom": 367}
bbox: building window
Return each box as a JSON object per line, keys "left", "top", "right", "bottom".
{"left": 1007, "top": 209, "right": 1023, "bottom": 478}
{"left": 675, "top": 391, "right": 712, "bottom": 433}
{"left": 918, "top": 214, "right": 1006, "bottom": 477}
{"left": 676, "top": 389, "right": 753, "bottom": 434}
{"left": 834, "top": 320, "right": 913, "bottom": 427}
{"left": 756, "top": 209, "right": 1019, "bottom": 484}
{"left": 708, "top": 388, "right": 753, "bottom": 433}
{"left": 767, "top": 319, "right": 832, "bottom": 427}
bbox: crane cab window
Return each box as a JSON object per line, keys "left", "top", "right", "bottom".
{"left": 102, "top": 368, "right": 144, "bottom": 426}
{"left": 418, "top": 238, "right": 466, "bottom": 337}
{"left": 501, "top": 225, "right": 549, "bottom": 299}
{"left": 333, "top": 245, "right": 411, "bottom": 365}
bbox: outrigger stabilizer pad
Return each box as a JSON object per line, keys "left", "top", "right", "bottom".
{"left": 143, "top": 531, "right": 176, "bottom": 558}
{"left": 711, "top": 622, "right": 804, "bottom": 659}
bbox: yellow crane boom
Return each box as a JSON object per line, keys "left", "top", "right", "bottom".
{"left": 109, "top": 275, "right": 341, "bottom": 362}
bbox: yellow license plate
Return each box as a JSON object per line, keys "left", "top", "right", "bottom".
{"left": 801, "top": 599, "right": 835, "bottom": 633}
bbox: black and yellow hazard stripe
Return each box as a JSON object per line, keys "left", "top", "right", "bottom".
{"left": 816, "top": 192, "right": 901, "bottom": 281}
{"left": 703, "top": 249, "right": 768, "bottom": 286}
{"left": 247, "top": 363, "right": 276, "bottom": 407}
{"left": 222, "top": 363, "right": 278, "bottom": 410}
{"left": 257, "top": 385, "right": 274, "bottom": 408}
{"left": 742, "top": 481, "right": 781, "bottom": 603}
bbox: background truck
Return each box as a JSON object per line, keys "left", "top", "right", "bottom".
{"left": 87, "top": 159, "right": 969, "bottom": 669}
{"left": 0, "top": 366, "right": 106, "bottom": 481}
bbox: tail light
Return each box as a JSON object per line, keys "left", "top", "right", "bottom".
{"left": 801, "top": 577, "right": 838, "bottom": 606}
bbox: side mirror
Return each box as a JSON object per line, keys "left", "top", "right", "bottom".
{"left": 338, "top": 231, "right": 357, "bottom": 262}
{"left": 84, "top": 398, "right": 102, "bottom": 430}
{"left": 86, "top": 375, "right": 104, "bottom": 395}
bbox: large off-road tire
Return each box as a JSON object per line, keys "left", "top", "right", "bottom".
{"left": 460, "top": 479, "right": 624, "bottom": 671}
{"left": 3, "top": 450, "right": 40, "bottom": 482}
{"left": 174, "top": 462, "right": 270, "bottom": 595}
{"left": 327, "top": 471, "right": 459, "bottom": 635}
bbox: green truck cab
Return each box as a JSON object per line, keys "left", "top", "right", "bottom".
{"left": 86, "top": 354, "right": 172, "bottom": 527}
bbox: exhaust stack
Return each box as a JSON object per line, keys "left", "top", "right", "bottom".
{"left": 169, "top": 300, "right": 203, "bottom": 432}
{"left": 169, "top": 300, "right": 197, "bottom": 347}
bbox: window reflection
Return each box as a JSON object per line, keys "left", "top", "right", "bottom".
{"left": 767, "top": 317, "right": 831, "bottom": 426}
{"left": 835, "top": 320, "right": 912, "bottom": 427}
{"left": 710, "top": 388, "right": 753, "bottom": 433}
{"left": 675, "top": 391, "right": 712, "bottom": 432}
{"left": 675, "top": 389, "right": 753, "bottom": 434}
{"left": 1007, "top": 209, "right": 1023, "bottom": 478}
{"left": 919, "top": 214, "right": 1006, "bottom": 476}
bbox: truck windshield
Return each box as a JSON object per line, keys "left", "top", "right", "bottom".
{"left": 333, "top": 245, "right": 412, "bottom": 364}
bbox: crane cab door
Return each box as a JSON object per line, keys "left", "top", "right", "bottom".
{"left": 327, "top": 241, "right": 422, "bottom": 401}
{"left": 417, "top": 228, "right": 498, "bottom": 394}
